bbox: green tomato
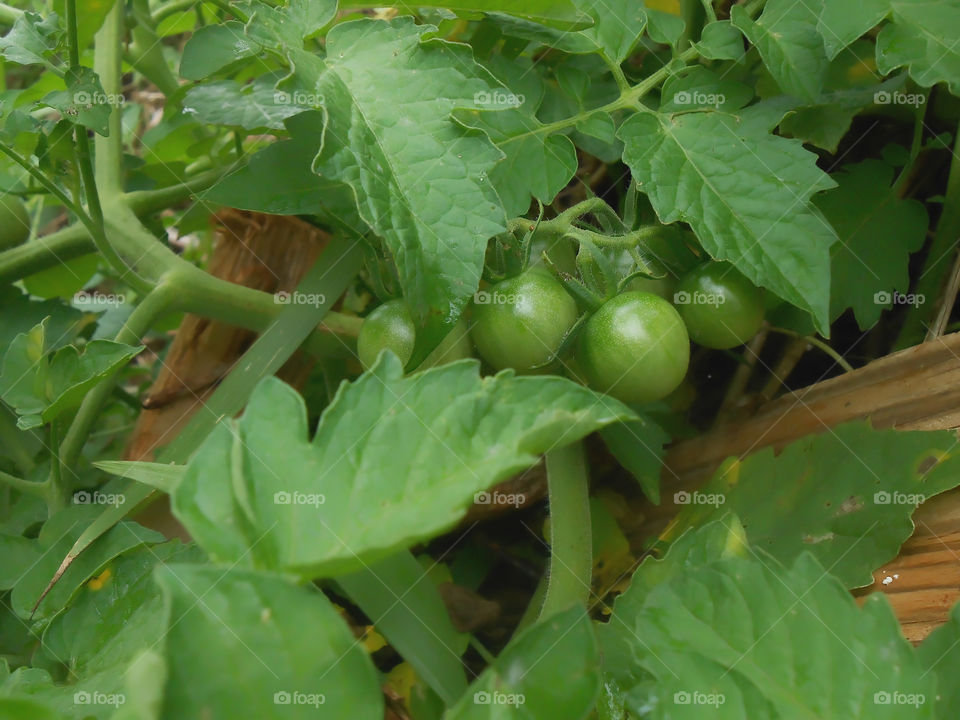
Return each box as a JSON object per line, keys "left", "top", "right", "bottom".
{"left": 471, "top": 268, "right": 578, "bottom": 372}
{"left": 0, "top": 196, "right": 30, "bottom": 250}
{"left": 357, "top": 299, "right": 416, "bottom": 370}
{"left": 675, "top": 262, "right": 764, "bottom": 349}
{"left": 576, "top": 291, "right": 690, "bottom": 404}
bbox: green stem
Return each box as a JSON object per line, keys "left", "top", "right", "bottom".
{"left": 0, "top": 470, "right": 46, "bottom": 498}
{"left": 93, "top": 1, "right": 124, "bottom": 197}
{"left": 539, "top": 441, "right": 593, "bottom": 620}
{"left": 894, "top": 117, "right": 960, "bottom": 350}
{"left": 767, "top": 326, "right": 854, "bottom": 373}
{"left": 0, "top": 168, "right": 232, "bottom": 284}
{"left": 0, "top": 2, "right": 22, "bottom": 24}
{"left": 152, "top": 0, "right": 201, "bottom": 23}
{"left": 59, "top": 282, "right": 180, "bottom": 470}
{"left": 46, "top": 420, "right": 68, "bottom": 512}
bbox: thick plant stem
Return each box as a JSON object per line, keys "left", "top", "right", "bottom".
{"left": 539, "top": 441, "right": 593, "bottom": 620}
{"left": 93, "top": 1, "right": 125, "bottom": 197}
{"left": 0, "top": 470, "right": 45, "bottom": 498}
{"left": 895, "top": 118, "right": 960, "bottom": 350}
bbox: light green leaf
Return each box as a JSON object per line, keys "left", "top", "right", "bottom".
{"left": 659, "top": 66, "right": 753, "bottom": 112}
{"left": 694, "top": 20, "right": 745, "bottom": 60}
{"left": 619, "top": 111, "right": 836, "bottom": 333}
{"left": 0, "top": 287, "right": 89, "bottom": 353}
{"left": 182, "top": 76, "right": 304, "bottom": 131}
{"left": 0, "top": 12, "right": 61, "bottom": 68}
{"left": 337, "top": 552, "right": 468, "bottom": 704}
{"left": 599, "top": 519, "right": 749, "bottom": 688}
{"left": 93, "top": 460, "right": 185, "bottom": 493}
{"left": 778, "top": 103, "right": 860, "bottom": 152}
{"left": 610, "top": 548, "right": 933, "bottom": 718}
{"left": 0, "top": 534, "right": 41, "bottom": 591}
{"left": 44, "top": 66, "right": 111, "bottom": 135}
{"left": 171, "top": 356, "right": 634, "bottom": 578}
{"left": 11, "top": 506, "right": 163, "bottom": 620}
{"left": 179, "top": 22, "right": 259, "bottom": 80}
{"left": 242, "top": 0, "right": 337, "bottom": 47}
{"left": 455, "top": 107, "right": 578, "bottom": 217}
{"left": 917, "top": 602, "right": 960, "bottom": 718}
{"left": 154, "top": 564, "right": 383, "bottom": 719}
{"left": 645, "top": 9, "right": 685, "bottom": 47}
{"left": 876, "top": 1, "right": 960, "bottom": 94}
{"left": 0, "top": 319, "right": 143, "bottom": 430}
{"left": 599, "top": 416, "right": 670, "bottom": 503}
{"left": 818, "top": 0, "right": 889, "bottom": 59}
{"left": 204, "top": 111, "right": 368, "bottom": 233}
{"left": 447, "top": 608, "right": 599, "bottom": 720}
{"left": 575, "top": 0, "right": 647, "bottom": 62}
{"left": 664, "top": 422, "right": 960, "bottom": 588}
{"left": 291, "top": 18, "right": 507, "bottom": 321}
{"left": 0, "top": 698, "right": 65, "bottom": 720}
{"left": 817, "top": 160, "right": 928, "bottom": 327}
{"left": 379, "top": 1, "right": 592, "bottom": 30}
{"left": 732, "top": 0, "right": 828, "bottom": 102}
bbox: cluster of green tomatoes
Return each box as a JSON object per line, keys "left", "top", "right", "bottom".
{"left": 358, "top": 252, "right": 765, "bottom": 406}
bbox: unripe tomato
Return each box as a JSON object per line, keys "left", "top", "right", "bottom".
{"left": 471, "top": 268, "right": 578, "bottom": 372}
{"left": 576, "top": 291, "right": 689, "bottom": 404}
{"left": 357, "top": 299, "right": 416, "bottom": 369}
{"left": 675, "top": 263, "right": 764, "bottom": 349}
{"left": 0, "top": 196, "right": 30, "bottom": 250}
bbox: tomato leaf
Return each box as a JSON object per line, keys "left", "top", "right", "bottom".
{"left": 876, "top": 1, "right": 960, "bottom": 93}
{"left": 817, "top": 160, "right": 929, "bottom": 328}
{"left": 0, "top": 319, "right": 143, "bottom": 430}
{"left": 170, "top": 356, "right": 635, "bottom": 578}
{"left": 663, "top": 422, "right": 960, "bottom": 588}
{"left": 154, "top": 564, "right": 383, "bottom": 719}
{"left": 608, "top": 547, "right": 932, "bottom": 718}
{"left": 447, "top": 607, "right": 599, "bottom": 720}
{"left": 287, "top": 17, "right": 508, "bottom": 321}
{"left": 619, "top": 111, "right": 836, "bottom": 334}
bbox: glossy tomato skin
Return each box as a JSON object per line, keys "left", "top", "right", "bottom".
{"left": 0, "top": 196, "right": 30, "bottom": 250}
{"left": 576, "top": 291, "right": 689, "bottom": 404}
{"left": 357, "top": 299, "right": 416, "bottom": 370}
{"left": 471, "top": 268, "right": 578, "bottom": 372}
{"left": 675, "top": 262, "right": 764, "bottom": 349}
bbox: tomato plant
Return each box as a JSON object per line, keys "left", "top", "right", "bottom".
{"left": 0, "top": 0, "right": 959, "bottom": 717}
